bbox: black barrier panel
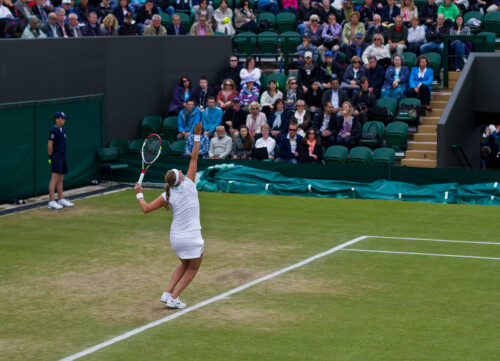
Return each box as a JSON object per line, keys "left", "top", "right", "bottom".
{"left": 0, "top": 96, "right": 104, "bottom": 203}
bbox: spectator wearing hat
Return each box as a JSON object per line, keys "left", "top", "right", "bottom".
{"left": 345, "top": 32, "right": 368, "bottom": 64}
{"left": 318, "top": 13, "right": 342, "bottom": 60}
{"left": 385, "top": 15, "right": 408, "bottom": 56}
{"left": 81, "top": 12, "right": 102, "bottom": 36}
{"left": 296, "top": 0, "right": 318, "bottom": 35}
{"left": 239, "top": 79, "right": 260, "bottom": 110}
{"left": 297, "top": 32, "right": 319, "bottom": 65}
{"left": 321, "top": 51, "right": 344, "bottom": 87}
{"left": 47, "top": 111, "right": 74, "bottom": 210}
{"left": 342, "top": 11, "right": 365, "bottom": 49}
{"left": 222, "top": 97, "right": 247, "bottom": 136}
{"left": 118, "top": 11, "right": 141, "bottom": 35}
{"left": 57, "top": 0, "right": 77, "bottom": 20}
{"left": 297, "top": 51, "right": 325, "bottom": 94}
{"left": 143, "top": 14, "right": 166, "bottom": 35}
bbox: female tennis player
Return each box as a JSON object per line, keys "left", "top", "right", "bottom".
{"left": 134, "top": 122, "right": 204, "bottom": 309}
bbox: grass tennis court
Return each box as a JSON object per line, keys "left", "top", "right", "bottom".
{"left": 1, "top": 190, "right": 499, "bottom": 361}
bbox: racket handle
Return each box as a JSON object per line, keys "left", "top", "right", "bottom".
{"left": 138, "top": 172, "right": 145, "bottom": 185}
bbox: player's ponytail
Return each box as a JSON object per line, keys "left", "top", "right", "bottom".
{"left": 163, "top": 170, "right": 176, "bottom": 210}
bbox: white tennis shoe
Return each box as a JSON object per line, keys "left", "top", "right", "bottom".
{"left": 58, "top": 199, "right": 74, "bottom": 207}
{"left": 160, "top": 292, "right": 171, "bottom": 304}
{"left": 166, "top": 297, "right": 186, "bottom": 309}
{"left": 48, "top": 201, "right": 63, "bottom": 209}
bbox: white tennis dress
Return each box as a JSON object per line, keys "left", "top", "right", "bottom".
{"left": 162, "top": 177, "right": 204, "bottom": 259}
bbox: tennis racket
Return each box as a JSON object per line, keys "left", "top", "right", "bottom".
{"left": 138, "top": 133, "right": 162, "bottom": 185}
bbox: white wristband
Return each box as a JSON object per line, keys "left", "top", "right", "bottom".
{"left": 136, "top": 193, "right": 144, "bottom": 200}
{"left": 194, "top": 135, "right": 201, "bottom": 142}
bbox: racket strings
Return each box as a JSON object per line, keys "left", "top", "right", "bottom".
{"left": 144, "top": 137, "right": 161, "bottom": 163}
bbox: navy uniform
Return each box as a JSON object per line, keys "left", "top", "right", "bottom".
{"left": 49, "top": 113, "right": 68, "bottom": 174}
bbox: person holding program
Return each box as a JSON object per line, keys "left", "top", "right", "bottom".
{"left": 134, "top": 122, "right": 205, "bottom": 310}
{"left": 48, "top": 111, "right": 74, "bottom": 210}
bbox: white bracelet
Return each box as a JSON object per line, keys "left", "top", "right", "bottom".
{"left": 194, "top": 135, "right": 201, "bottom": 142}
{"left": 136, "top": 193, "right": 144, "bottom": 200}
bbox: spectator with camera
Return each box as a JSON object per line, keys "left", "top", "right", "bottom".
{"left": 351, "top": 77, "right": 376, "bottom": 125}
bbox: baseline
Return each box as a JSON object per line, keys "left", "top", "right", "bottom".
{"left": 59, "top": 235, "right": 369, "bottom": 361}
{"left": 342, "top": 248, "right": 500, "bottom": 261}
{"left": 364, "top": 235, "right": 500, "bottom": 246}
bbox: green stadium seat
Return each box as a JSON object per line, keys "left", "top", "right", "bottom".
{"left": 385, "top": 121, "right": 408, "bottom": 151}
{"left": 358, "top": 121, "right": 385, "bottom": 148}
{"left": 175, "top": 12, "right": 191, "bottom": 28}
{"left": 160, "top": 13, "right": 171, "bottom": 27}
{"left": 260, "top": 72, "right": 268, "bottom": 90}
{"left": 373, "top": 97, "right": 397, "bottom": 123}
{"left": 129, "top": 139, "right": 143, "bottom": 154}
{"left": 395, "top": 97, "right": 421, "bottom": 125}
{"left": 140, "top": 115, "right": 162, "bottom": 138}
{"left": 257, "top": 12, "right": 276, "bottom": 31}
{"left": 276, "top": 12, "right": 296, "bottom": 32}
{"left": 372, "top": 147, "right": 396, "bottom": 166}
{"left": 161, "top": 116, "right": 179, "bottom": 142}
{"left": 99, "top": 147, "right": 128, "bottom": 181}
{"left": 233, "top": 32, "right": 258, "bottom": 56}
{"left": 258, "top": 31, "right": 279, "bottom": 54}
{"left": 267, "top": 72, "right": 287, "bottom": 92}
{"left": 280, "top": 31, "right": 302, "bottom": 56}
{"left": 425, "top": 52, "right": 441, "bottom": 77}
{"left": 324, "top": 145, "right": 348, "bottom": 164}
{"left": 348, "top": 146, "right": 372, "bottom": 165}
{"left": 161, "top": 140, "right": 171, "bottom": 157}
{"left": 464, "top": 11, "right": 483, "bottom": 34}
{"left": 170, "top": 140, "right": 186, "bottom": 156}
{"left": 484, "top": 11, "right": 500, "bottom": 33}
{"left": 473, "top": 32, "right": 496, "bottom": 52}
{"left": 109, "top": 138, "right": 130, "bottom": 154}
{"left": 402, "top": 51, "right": 417, "bottom": 68}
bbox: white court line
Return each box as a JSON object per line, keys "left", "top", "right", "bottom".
{"left": 365, "top": 236, "right": 500, "bottom": 245}
{"left": 59, "top": 235, "right": 369, "bottom": 361}
{"left": 342, "top": 248, "right": 500, "bottom": 261}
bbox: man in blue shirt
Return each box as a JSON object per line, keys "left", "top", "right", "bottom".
{"left": 177, "top": 99, "right": 201, "bottom": 140}
{"left": 48, "top": 111, "right": 74, "bottom": 209}
{"left": 201, "top": 96, "right": 223, "bottom": 138}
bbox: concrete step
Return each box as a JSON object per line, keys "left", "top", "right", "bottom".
{"left": 427, "top": 108, "right": 443, "bottom": 117}
{"left": 408, "top": 141, "right": 437, "bottom": 151}
{"left": 405, "top": 149, "right": 437, "bottom": 160}
{"left": 413, "top": 133, "right": 437, "bottom": 142}
{"left": 448, "top": 71, "right": 461, "bottom": 81}
{"left": 418, "top": 124, "right": 437, "bottom": 133}
{"left": 421, "top": 117, "right": 440, "bottom": 125}
{"left": 401, "top": 158, "right": 437, "bottom": 167}
{"left": 432, "top": 92, "right": 452, "bottom": 101}
{"left": 445, "top": 79, "right": 457, "bottom": 90}
{"left": 430, "top": 100, "right": 447, "bottom": 109}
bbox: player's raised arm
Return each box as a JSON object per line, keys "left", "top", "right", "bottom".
{"left": 186, "top": 122, "right": 202, "bottom": 182}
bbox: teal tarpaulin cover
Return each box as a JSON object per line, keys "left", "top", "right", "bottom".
{"left": 197, "top": 165, "right": 500, "bottom": 205}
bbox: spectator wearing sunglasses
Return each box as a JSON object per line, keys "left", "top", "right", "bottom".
{"left": 340, "top": 56, "right": 366, "bottom": 98}
{"left": 298, "top": 127, "right": 324, "bottom": 163}
{"left": 275, "top": 121, "right": 303, "bottom": 163}
{"left": 218, "top": 57, "right": 242, "bottom": 89}
{"left": 303, "top": 14, "right": 323, "bottom": 47}
{"left": 217, "top": 79, "right": 239, "bottom": 111}
{"left": 284, "top": 77, "right": 304, "bottom": 111}
{"left": 246, "top": 102, "right": 267, "bottom": 137}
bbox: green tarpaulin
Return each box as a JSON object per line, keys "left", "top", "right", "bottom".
{"left": 196, "top": 165, "right": 500, "bottom": 206}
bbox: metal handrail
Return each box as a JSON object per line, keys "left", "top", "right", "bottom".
{"left": 443, "top": 34, "right": 487, "bottom": 88}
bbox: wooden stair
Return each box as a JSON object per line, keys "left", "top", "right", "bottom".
{"left": 401, "top": 72, "right": 460, "bottom": 168}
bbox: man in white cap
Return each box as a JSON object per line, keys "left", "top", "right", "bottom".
{"left": 297, "top": 51, "right": 325, "bottom": 93}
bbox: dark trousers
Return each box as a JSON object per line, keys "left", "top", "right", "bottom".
{"left": 406, "top": 85, "right": 431, "bottom": 106}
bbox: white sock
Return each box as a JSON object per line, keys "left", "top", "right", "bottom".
{"left": 163, "top": 292, "right": 172, "bottom": 298}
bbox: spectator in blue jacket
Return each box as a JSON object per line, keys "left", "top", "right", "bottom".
{"left": 201, "top": 96, "right": 223, "bottom": 138}
{"left": 406, "top": 55, "right": 433, "bottom": 112}
{"left": 267, "top": 99, "right": 293, "bottom": 139}
{"left": 275, "top": 121, "right": 302, "bottom": 163}
{"left": 381, "top": 54, "right": 410, "bottom": 101}
{"left": 177, "top": 99, "right": 201, "bottom": 140}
